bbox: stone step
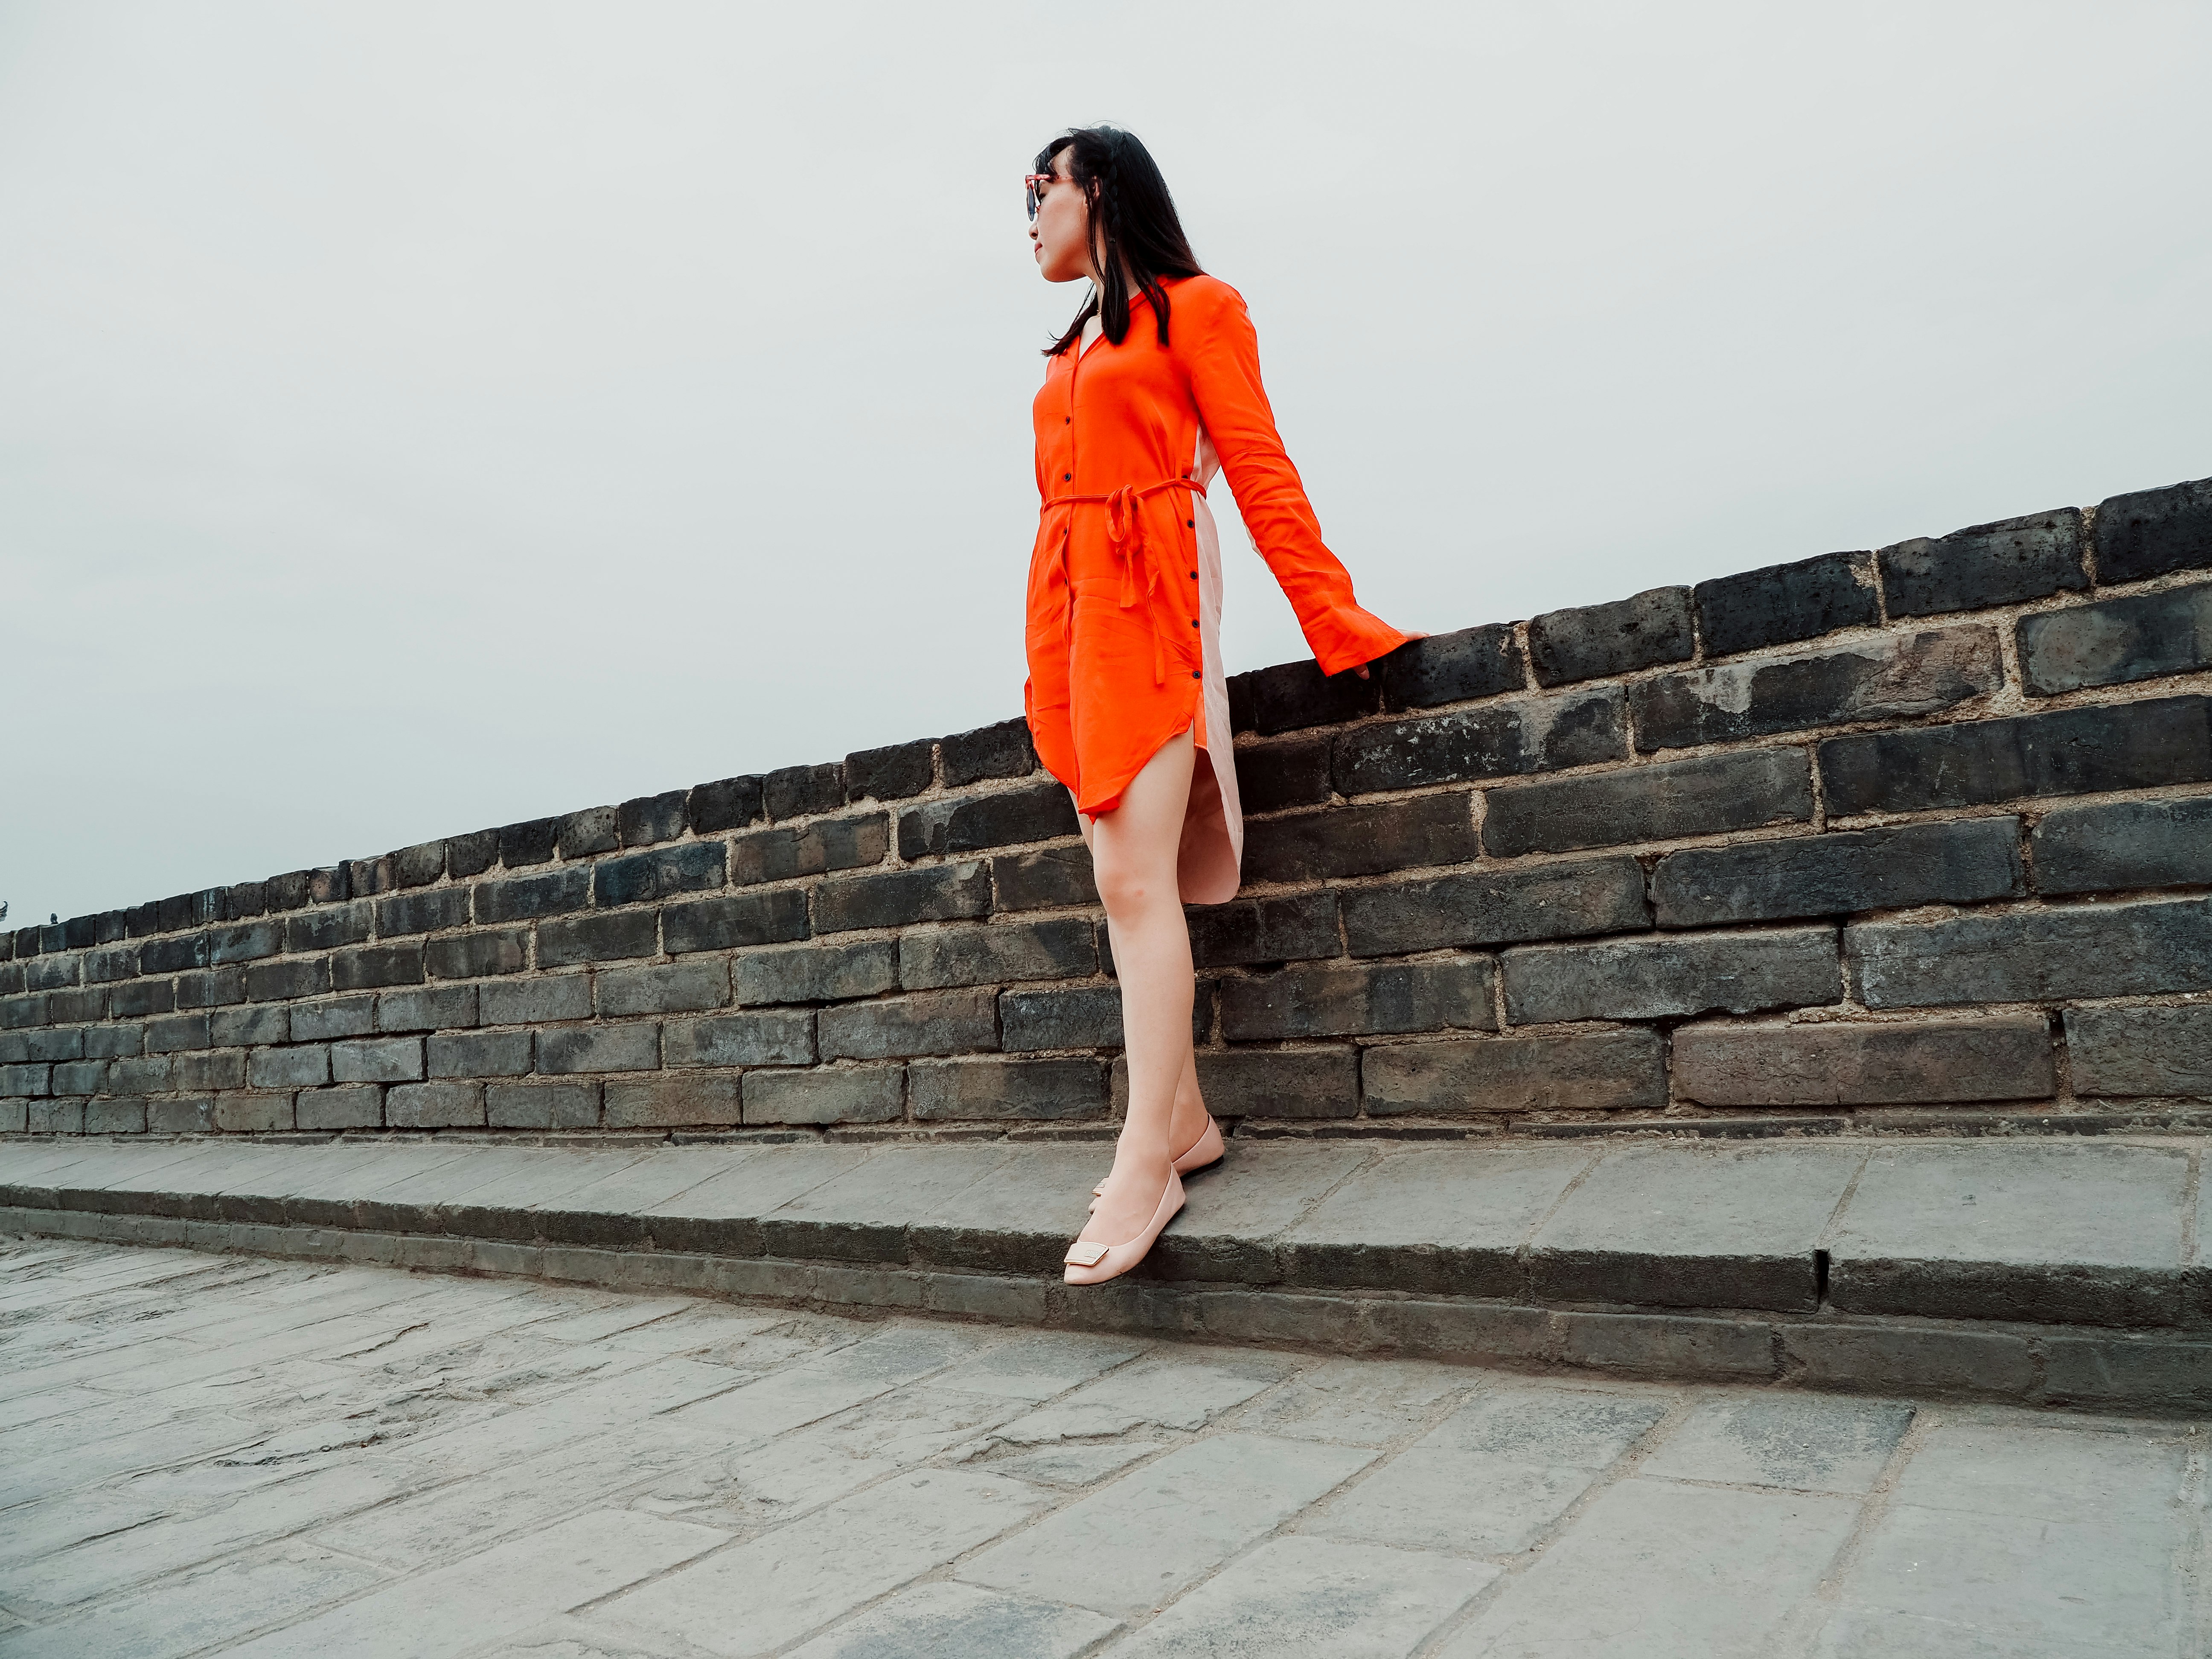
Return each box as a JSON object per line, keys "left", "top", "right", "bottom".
{"left": 3, "top": 1131, "right": 2206, "bottom": 1415}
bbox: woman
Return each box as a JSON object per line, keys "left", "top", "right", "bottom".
{"left": 1025, "top": 126, "right": 1411, "bottom": 1286}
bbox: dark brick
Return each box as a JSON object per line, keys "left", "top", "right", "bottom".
{"left": 392, "top": 841, "right": 446, "bottom": 888}
{"left": 475, "top": 866, "right": 591, "bottom": 923}
{"left": 1880, "top": 506, "right": 2087, "bottom": 617}
{"left": 2018, "top": 582, "right": 2212, "bottom": 697}
{"left": 818, "top": 987, "right": 998, "bottom": 1059}
{"left": 486, "top": 1081, "right": 597, "bottom": 1130}
{"left": 618, "top": 790, "right": 689, "bottom": 847}
{"left": 1, "top": 1063, "right": 51, "bottom": 1099}
{"left": 286, "top": 901, "right": 373, "bottom": 953}
{"left": 376, "top": 984, "right": 478, "bottom": 1032}
{"left": 1234, "top": 736, "right": 1334, "bottom": 815}
{"left": 83, "top": 1100, "right": 144, "bottom": 1135}
{"left": 558, "top": 806, "right": 619, "bottom": 857}
{"left": 536, "top": 1023, "right": 661, "bottom": 1074}
{"left": 58, "top": 916, "right": 93, "bottom": 950}
{"left": 111, "top": 1054, "right": 177, "bottom": 1092}
{"left": 0, "top": 995, "right": 49, "bottom": 1030}
{"left": 2093, "top": 475, "right": 2212, "bottom": 583}
{"left": 899, "top": 918, "right": 1096, "bottom": 990}
{"left": 123, "top": 902, "right": 161, "bottom": 939}
{"left": 9, "top": 926, "right": 38, "bottom": 957}
{"left": 1363, "top": 1030, "right": 1668, "bottom": 1115}
{"left": 0, "top": 963, "right": 17, "bottom": 995}
{"left": 764, "top": 763, "right": 845, "bottom": 821}
{"left": 1694, "top": 551, "right": 1881, "bottom": 658}
{"left": 1001, "top": 985, "right": 1141, "bottom": 1051}
{"left": 664, "top": 890, "right": 810, "bottom": 955}
{"left": 1484, "top": 747, "right": 1813, "bottom": 856}
{"left": 46, "top": 987, "right": 104, "bottom": 1024}
{"left": 84, "top": 1025, "right": 143, "bottom": 1059}
{"left": 331, "top": 944, "right": 425, "bottom": 991}
{"left": 910, "top": 1056, "right": 1106, "bottom": 1121}
{"left": 743, "top": 1066, "right": 903, "bottom": 1126}
{"left": 595, "top": 841, "right": 726, "bottom": 908}
{"left": 729, "top": 815, "right": 886, "bottom": 887}
{"left": 480, "top": 975, "right": 593, "bottom": 1026}
{"left": 2065, "top": 1004, "right": 2212, "bottom": 1099}
{"left": 425, "top": 928, "right": 530, "bottom": 979}
{"left": 170, "top": 1051, "right": 242, "bottom": 1093}
{"left": 1227, "top": 659, "right": 1380, "bottom": 736}
{"left": 444, "top": 831, "right": 499, "bottom": 881}
{"left": 1375, "top": 623, "right": 1526, "bottom": 709}
{"left": 156, "top": 894, "right": 196, "bottom": 933}
{"left": 732, "top": 940, "right": 898, "bottom": 1006}
{"left": 597, "top": 960, "right": 729, "bottom": 1017}
{"left": 212, "top": 1092, "right": 294, "bottom": 1132}
{"left": 664, "top": 1010, "right": 815, "bottom": 1068}
{"left": 844, "top": 739, "right": 935, "bottom": 801}
{"left": 1631, "top": 627, "right": 2001, "bottom": 753}
{"left": 940, "top": 718, "right": 1036, "bottom": 786}
{"left": 1651, "top": 819, "right": 2024, "bottom": 926}
{"left": 1221, "top": 958, "right": 1496, "bottom": 1041}
{"left": 2032, "top": 798, "right": 2212, "bottom": 896}
{"left": 386, "top": 1081, "right": 485, "bottom": 1129}
{"left": 374, "top": 888, "right": 469, "bottom": 939}
{"left": 1173, "top": 1048, "right": 1359, "bottom": 1119}
{"left": 814, "top": 863, "right": 992, "bottom": 934}
{"left": 1819, "top": 697, "right": 2212, "bottom": 818}
{"left": 1334, "top": 687, "right": 1626, "bottom": 795}
{"left": 991, "top": 847, "right": 1098, "bottom": 913}
{"left": 687, "top": 775, "right": 765, "bottom": 834}
{"left": 297, "top": 1085, "right": 383, "bottom": 1131}
{"left": 175, "top": 968, "right": 245, "bottom": 1009}
{"left": 1187, "top": 892, "right": 1341, "bottom": 968}
{"left": 140, "top": 933, "right": 209, "bottom": 975}
{"left": 247, "top": 1047, "right": 324, "bottom": 1089}
{"left": 1504, "top": 927, "right": 1839, "bottom": 1023}
{"left": 264, "top": 874, "right": 311, "bottom": 912}
{"left": 292, "top": 995, "right": 376, "bottom": 1041}
{"left": 24, "top": 955, "right": 79, "bottom": 992}
{"left": 246, "top": 956, "right": 332, "bottom": 1002}
{"left": 428, "top": 1029, "right": 534, "bottom": 1079}
{"left": 110, "top": 981, "right": 173, "bottom": 1018}
{"left": 1528, "top": 587, "right": 1694, "bottom": 687}
{"left": 146, "top": 1097, "right": 217, "bottom": 1133}
{"left": 603, "top": 1074, "right": 739, "bottom": 1129}
{"left": 51, "top": 1059, "right": 108, "bottom": 1094}
{"left": 83, "top": 945, "right": 140, "bottom": 984}
{"left": 538, "top": 911, "right": 658, "bottom": 968}
{"left": 210, "top": 1004, "right": 288, "bottom": 1048}
{"left": 307, "top": 866, "right": 350, "bottom": 905}
{"left": 26, "top": 1028, "right": 83, "bottom": 1062}
{"left": 94, "top": 912, "right": 126, "bottom": 945}
{"left": 1242, "top": 793, "right": 1479, "bottom": 884}
{"left": 1850, "top": 896, "right": 2212, "bottom": 1007}
{"left": 898, "top": 780, "right": 1080, "bottom": 861}
{"left": 498, "top": 817, "right": 559, "bottom": 868}
{"left": 221, "top": 882, "right": 266, "bottom": 921}
{"left": 1674, "top": 1016, "right": 2055, "bottom": 1106}
{"left": 347, "top": 856, "right": 396, "bottom": 899}
{"left": 332, "top": 1036, "right": 424, "bottom": 1083}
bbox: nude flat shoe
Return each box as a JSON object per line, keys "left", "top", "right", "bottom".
{"left": 1065, "top": 1168, "right": 1185, "bottom": 1286}
{"left": 1092, "top": 1117, "right": 1223, "bottom": 1205}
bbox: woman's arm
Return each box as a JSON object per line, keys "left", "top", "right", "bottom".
{"left": 1179, "top": 279, "right": 1411, "bottom": 676}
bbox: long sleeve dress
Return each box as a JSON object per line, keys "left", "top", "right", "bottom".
{"left": 1023, "top": 273, "right": 1409, "bottom": 904}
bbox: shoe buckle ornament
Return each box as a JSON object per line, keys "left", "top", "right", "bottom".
{"left": 1063, "top": 1241, "right": 1110, "bottom": 1267}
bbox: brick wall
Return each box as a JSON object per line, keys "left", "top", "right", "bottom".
{"left": 8, "top": 474, "right": 2212, "bottom": 1141}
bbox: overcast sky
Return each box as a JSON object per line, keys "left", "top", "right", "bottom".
{"left": 3, "top": 2, "right": 2208, "bottom": 927}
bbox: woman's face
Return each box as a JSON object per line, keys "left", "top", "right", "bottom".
{"left": 1029, "top": 151, "right": 1094, "bottom": 285}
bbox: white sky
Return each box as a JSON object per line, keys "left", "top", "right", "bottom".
{"left": 3, "top": 2, "right": 2208, "bottom": 926}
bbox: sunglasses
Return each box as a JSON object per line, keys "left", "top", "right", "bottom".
{"left": 1024, "top": 172, "right": 1063, "bottom": 221}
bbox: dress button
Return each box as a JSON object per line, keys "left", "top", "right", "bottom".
{"left": 1189, "top": 620, "right": 1198, "bottom": 629}
{"left": 1190, "top": 670, "right": 1201, "bottom": 679}
{"left": 1186, "top": 519, "right": 1193, "bottom": 527}
{"left": 1187, "top": 571, "right": 1197, "bottom": 579}
{"left": 1063, "top": 473, "right": 1071, "bottom": 481}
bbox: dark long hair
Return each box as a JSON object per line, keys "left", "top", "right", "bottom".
{"left": 1036, "top": 125, "right": 1202, "bottom": 356}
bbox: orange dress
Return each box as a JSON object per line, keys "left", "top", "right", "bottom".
{"left": 1023, "top": 272, "right": 1410, "bottom": 904}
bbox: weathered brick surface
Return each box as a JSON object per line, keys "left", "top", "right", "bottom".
{"left": 744, "top": 1064, "right": 905, "bottom": 1125}
{"left": 814, "top": 863, "right": 991, "bottom": 935}
{"left": 2093, "top": 474, "right": 2212, "bottom": 583}
{"left": 844, "top": 739, "right": 935, "bottom": 802}
{"left": 428, "top": 1029, "right": 533, "bottom": 1079}
{"left": 292, "top": 995, "right": 375, "bottom": 1041}
{"left": 373, "top": 888, "right": 468, "bottom": 939}
{"left": 1233, "top": 736, "right": 1335, "bottom": 815}
{"left": 664, "top": 1010, "right": 815, "bottom": 1068}
{"left": 1880, "top": 507, "right": 2087, "bottom": 616}
{"left": 662, "top": 890, "right": 809, "bottom": 955}
{"left": 1651, "top": 820, "right": 2023, "bottom": 926}
{"left": 1229, "top": 659, "right": 1380, "bottom": 735}
{"left": 1528, "top": 586, "right": 1693, "bottom": 686}
{"left": 2064, "top": 1004, "right": 2212, "bottom": 1098}
{"left": 1219, "top": 959, "right": 1496, "bottom": 1041}
{"left": 386, "top": 1080, "right": 484, "bottom": 1129}
{"left": 557, "top": 806, "right": 619, "bottom": 858}
{"left": 1504, "top": 928, "right": 1840, "bottom": 1024}
{"left": 539, "top": 912, "right": 657, "bottom": 967}
{"left": 1363, "top": 1031, "right": 1668, "bottom": 1115}
{"left": 603, "top": 1074, "right": 740, "bottom": 1129}
{"left": 296, "top": 1084, "right": 384, "bottom": 1131}
{"left": 376, "top": 984, "right": 477, "bottom": 1033}
{"left": 332, "top": 1037, "right": 425, "bottom": 1084}
{"left": 990, "top": 847, "right": 1098, "bottom": 913}
{"left": 1850, "top": 896, "right": 2212, "bottom": 1007}
{"left": 818, "top": 988, "right": 998, "bottom": 1059}
{"left": 2031, "top": 798, "right": 2212, "bottom": 895}
{"left": 765, "top": 762, "right": 846, "bottom": 821}
{"left": 732, "top": 940, "right": 897, "bottom": 1006}
{"left": 618, "top": 790, "right": 689, "bottom": 848}
{"left": 687, "top": 775, "right": 764, "bottom": 835}
{"left": 1341, "top": 856, "right": 1649, "bottom": 957}
{"left": 596, "top": 960, "right": 730, "bottom": 1017}
{"left": 908, "top": 1056, "right": 1106, "bottom": 1121}
{"left": 426, "top": 929, "right": 528, "bottom": 980}
{"left": 730, "top": 815, "right": 887, "bottom": 887}
{"left": 1243, "top": 794, "right": 1479, "bottom": 884}
{"left": 596, "top": 842, "right": 726, "bottom": 908}
{"left": 1333, "top": 688, "right": 1626, "bottom": 795}
{"left": 486, "top": 1081, "right": 599, "bottom": 1130}
{"left": 475, "top": 867, "right": 591, "bottom": 923}
{"left": 899, "top": 781, "right": 1079, "bottom": 860}
{"left": 537, "top": 1024, "right": 661, "bottom": 1074}
{"left": 1374, "top": 623, "right": 1526, "bottom": 708}
{"left": 2017, "top": 582, "right": 2212, "bottom": 696}
{"left": 1484, "top": 748, "right": 1813, "bottom": 856}
{"left": 940, "top": 719, "right": 1036, "bottom": 786}
{"left": 899, "top": 918, "right": 1096, "bottom": 990}
{"left": 480, "top": 975, "right": 593, "bottom": 1026}
{"left": 1188, "top": 893, "right": 1341, "bottom": 968}
{"left": 1181, "top": 1047, "right": 1362, "bottom": 1119}
{"left": 1672, "top": 1016, "right": 2055, "bottom": 1106}
{"left": 1693, "top": 551, "right": 1880, "bottom": 658}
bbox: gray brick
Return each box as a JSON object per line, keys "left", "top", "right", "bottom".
{"left": 497, "top": 816, "right": 559, "bottom": 867}
{"left": 1819, "top": 697, "right": 2212, "bottom": 817}
{"left": 2018, "top": 581, "right": 2212, "bottom": 696}
{"left": 1694, "top": 550, "right": 1881, "bottom": 658}
{"left": 1850, "top": 896, "right": 2212, "bottom": 1007}
{"left": 2034, "top": 797, "right": 2212, "bottom": 896}
{"left": 730, "top": 813, "right": 888, "bottom": 886}
{"left": 0, "top": 1100, "right": 21, "bottom": 1132}
{"left": 146, "top": 1097, "right": 217, "bottom": 1133}
{"left": 1364, "top": 1031, "right": 1668, "bottom": 1115}
{"left": 209, "top": 1004, "right": 288, "bottom": 1048}
{"left": 899, "top": 918, "right": 1096, "bottom": 990}
{"left": 1335, "top": 687, "right": 1627, "bottom": 796}
{"left": 1879, "top": 506, "right": 2087, "bottom": 616}
{"left": 51, "top": 1059, "right": 109, "bottom": 1094}
{"left": 445, "top": 830, "right": 498, "bottom": 880}
{"left": 1243, "top": 793, "right": 1481, "bottom": 884}
{"left": 814, "top": 862, "right": 992, "bottom": 934}
{"left": 999, "top": 983, "right": 1214, "bottom": 1051}
{"left": 1651, "top": 819, "right": 2024, "bottom": 926}
{"left": 24, "top": 1028, "right": 83, "bottom": 1062}
{"left": 386, "top": 1080, "right": 485, "bottom": 1129}
{"left": 374, "top": 983, "right": 478, "bottom": 1033}
{"left": 213, "top": 1091, "right": 294, "bottom": 1132}
{"left": 425, "top": 928, "right": 530, "bottom": 979}
{"left": 297, "top": 1085, "right": 383, "bottom": 1131}
{"left": 109, "top": 1056, "right": 172, "bottom": 1094}
{"left": 664, "top": 1010, "right": 816, "bottom": 1068}
{"left": 1234, "top": 735, "right": 1335, "bottom": 815}
{"left": 765, "top": 761, "right": 847, "bottom": 820}
{"left": 597, "top": 960, "right": 730, "bottom": 1016}
{"left": 1631, "top": 627, "right": 2000, "bottom": 753}
{"left": 247, "top": 955, "right": 332, "bottom": 1002}
{"left": 28, "top": 1100, "right": 81, "bottom": 1132}
{"left": 331, "top": 943, "right": 425, "bottom": 992}
{"left": 221, "top": 882, "right": 267, "bottom": 920}
{"left": 84, "top": 1025, "right": 143, "bottom": 1059}
{"left": 819, "top": 988, "right": 998, "bottom": 1059}
{"left": 2094, "top": 474, "right": 2212, "bottom": 582}
{"left": 1482, "top": 748, "right": 1813, "bottom": 856}
{"left": 537, "top": 1023, "right": 661, "bottom": 1074}
{"left": 480, "top": 974, "right": 594, "bottom": 1026}
{"left": 332, "top": 1036, "right": 425, "bottom": 1083}
{"left": 291, "top": 994, "right": 376, "bottom": 1041}
{"left": 662, "top": 889, "right": 809, "bottom": 955}
{"left": 559, "top": 806, "right": 619, "bottom": 857}
{"left": 604, "top": 1074, "right": 741, "bottom": 1129}
{"left": 487, "top": 1081, "right": 599, "bottom": 1130}
{"left": 538, "top": 910, "right": 658, "bottom": 967}
{"left": 47, "top": 988, "right": 105, "bottom": 1024}
{"left": 428, "top": 1029, "right": 533, "bottom": 1079}
{"left": 990, "top": 847, "right": 1099, "bottom": 913}
{"left": 898, "top": 780, "right": 1079, "bottom": 860}
{"left": 743, "top": 1065, "right": 904, "bottom": 1126}
{"left": 175, "top": 967, "right": 245, "bottom": 1009}
{"left": 845, "top": 739, "right": 936, "bottom": 802}
{"left": 1674, "top": 1016, "right": 2055, "bottom": 1106}
{"left": 0, "top": 1031, "right": 25, "bottom": 1063}
{"left": 23, "top": 953, "right": 80, "bottom": 992}
{"left": 1189, "top": 893, "right": 1342, "bottom": 968}
{"left": 1376, "top": 621, "right": 1527, "bottom": 708}
{"left": 82, "top": 944, "right": 140, "bottom": 984}
{"left": 172, "top": 1050, "right": 245, "bottom": 1092}
{"left": 248, "top": 1045, "right": 329, "bottom": 1089}
{"left": 1221, "top": 959, "right": 1496, "bottom": 1041}
{"left": 1229, "top": 657, "right": 1382, "bottom": 735}
{"left": 1528, "top": 586, "right": 1694, "bottom": 686}
{"left": 1180, "top": 1047, "right": 1359, "bottom": 1119}
{"left": 594, "top": 841, "right": 727, "bottom": 907}
{"left": 146, "top": 1012, "right": 212, "bottom": 1053}
{"left": 1504, "top": 927, "right": 1839, "bottom": 1023}
{"left": 687, "top": 775, "right": 765, "bottom": 834}
{"left": 392, "top": 839, "right": 447, "bottom": 887}
{"left": 1341, "top": 856, "right": 1650, "bottom": 957}
{"left": 733, "top": 940, "right": 898, "bottom": 1006}
{"left": 286, "top": 900, "right": 372, "bottom": 954}
{"left": 941, "top": 718, "right": 1037, "bottom": 786}
{"left": 619, "top": 789, "right": 690, "bottom": 847}
{"left": 373, "top": 888, "right": 469, "bottom": 939}
{"left": 82, "top": 1100, "right": 144, "bottom": 1135}
{"left": 0, "top": 995, "right": 47, "bottom": 1029}
{"left": 475, "top": 867, "right": 591, "bottom": 923}
{"left": 140, "top": 933, "right": 208, "bottom": 975}
{"left": 346, "top": 855, "right": 395, "bottom": 899}
{"left": 909, "top": 1056, "right": 1106, "bottom": 1121}
{"left": 1, "top": 1063, "right": 51, "bottom": 1098}
{"left": 2065, "top": 1004, "right": 2212, "bottom": 1098}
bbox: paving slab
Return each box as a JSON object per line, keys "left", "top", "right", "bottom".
{"left": 781, "top": 1581, "right": 1119, "bottom": 1659}
{"left": 1636, "top": 1394, "right": 1913, "bottom": 1493}
{"left": 979, "top": 1348, "right": 1298, "bottom": 1446}
{"left": 1241, "top": 1356, "right": 1480, "bottom": 1447}
{"left": 431, "top": 1148, "right": 661, "bottom": 1240}
{"left": 524, "top": 1147, "right": 757, "bottom": 1251}
{"left": 1825, "top": 1141, "right": 2194, "bottom": 1326}
{"left": 638, "top": 1144, "right": 873, "bottom": 1255}
{"left": 663, "top": 1322, "right": 990, "bottom": 1443}
{"left": 908, "top": 1143, "right": 1108, "bottom": 1275}
{"left": 762, "top": 1144, "right": 1016, "bottom": 1263}
{"left": 1153, "top": 1141, "right": 1373, "bottom": 1283}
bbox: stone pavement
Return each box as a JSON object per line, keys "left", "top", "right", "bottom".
{"left": 0, "top": 1235, "right": 2204, "bottom": 1657}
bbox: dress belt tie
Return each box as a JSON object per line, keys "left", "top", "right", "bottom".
{"left": 1043, "top": 476, "right": 1208, "bottom": 686}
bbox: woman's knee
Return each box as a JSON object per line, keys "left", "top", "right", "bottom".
{"left": 1092, "top": 856, "right": 1165, "bottom": 917}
